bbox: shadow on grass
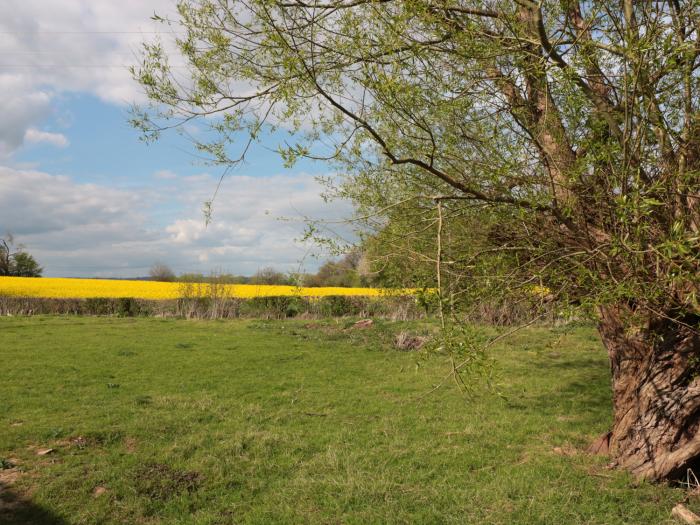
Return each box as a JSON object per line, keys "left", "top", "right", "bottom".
{"left": 0, "top": 483, "right": 66, "bottom": 525}
{"left": 502, "top": 354, "right": 611, "bottom": 421}
{"left": 531, "top": 366, "right": 611, "bottom": 422}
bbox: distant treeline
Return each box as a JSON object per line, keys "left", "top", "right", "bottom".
{"left": 151, "top": 251, "right": 372, "bottom": 288}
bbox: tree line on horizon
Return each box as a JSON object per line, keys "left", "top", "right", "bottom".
{"left": 149, "top": 249, "right": 385, "bottom": 288}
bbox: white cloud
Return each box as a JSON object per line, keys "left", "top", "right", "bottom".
{"left": 0, "top": 166, "right": 146, "bottom": 237}
{"left": 0, "top": 1, "right": 307, "bottom": 156}
{"left": 24, "top": 128, "right": 69, "bottom": 148}
{"left": 0, "top": 76, "right": 53, "bottom": 156}
{"left": 153, "top": 169, "right": 178, "bottom": 180}
{"left": 0, "top": 0, "right": 181, "bottom": 155}
{"left": 0, "top": 166, "right": 353, "bottom": 277}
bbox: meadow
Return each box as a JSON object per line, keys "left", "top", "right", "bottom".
{"left": 1, "top": 316, "right": 694, "bottom": 524}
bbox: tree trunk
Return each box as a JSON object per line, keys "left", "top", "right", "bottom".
{"left": 598, "top": 305, "right": 700, "bottom": 481}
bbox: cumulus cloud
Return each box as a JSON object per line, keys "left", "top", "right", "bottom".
{"left": 0, "top": 166, "right": 352, "bottom": 277}
{"left": 160, "top": 172, "right": 355, "bottom": 272}
{"left": 0, "top": 76, "right": 53, "bottom": 156}
{"left": 24, "top": 128, "right": 69, "bottom": 148}
{"left": 0, "top": 1, "right": 303, "bottom": 155}
{"left": 0, "top": 0, "right": 180, "bottom": 155}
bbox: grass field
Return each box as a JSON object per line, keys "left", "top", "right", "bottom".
{"left": 0, "top": 317, "right": 692, "bottom": 524}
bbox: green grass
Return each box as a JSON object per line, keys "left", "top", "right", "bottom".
{"left": 0, "top": 316, "right": 690, "bottom": 524}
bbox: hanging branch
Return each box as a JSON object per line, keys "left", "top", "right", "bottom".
{"left": 436, "top": 198, "right": 445, "bottom": 330}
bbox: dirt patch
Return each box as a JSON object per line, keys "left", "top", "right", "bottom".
{"left": 0, "top": 467, "right": 25, "bottom": 514}
{"left": 69, "top": 436, "right": 89, "bottom": 449}
{"left": 0, "top": 458, "right": 16, "bottom": 470}
{"left": 124, "top": 437, "right": 138, "bottom": 453}
{"left": 0, "top": 486, "right": 23, "bottom": 513}
{"left": 68, "top": 431, "right": 124, "bottom": 450}
{"left": 133, "top": 463, "right": 201, "bottom": 500}
{"left": 394, "top": 331, "right": 428, "bottom": 351}
{"left": 552, "top": 445, "right": 579, "bottom": 457}
{"left": 0, "top": 468, "right": 21, "bottom": 487}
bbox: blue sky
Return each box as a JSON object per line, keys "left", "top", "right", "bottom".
{"left": 0, "top": 0, "right": 350, "bottom": 277}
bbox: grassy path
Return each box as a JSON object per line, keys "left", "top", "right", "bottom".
{"left": 0, "top": 317, "right": 688, "bottom": 524}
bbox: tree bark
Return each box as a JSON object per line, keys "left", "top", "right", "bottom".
{"left": 598, "top": 305, "right": 700, "bottom": 481}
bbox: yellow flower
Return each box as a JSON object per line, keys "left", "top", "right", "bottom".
{"left": 529, "top": 285, "right": 552, "bottom": 298}
{"left": 0, "top": 276, "right": 416, "bottom": 299}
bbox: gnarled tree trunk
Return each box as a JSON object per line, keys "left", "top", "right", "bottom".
{"left": 599, "top": 305, "right": 700, "bottom": 481}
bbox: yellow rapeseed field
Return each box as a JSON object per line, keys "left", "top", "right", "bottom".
{"left": 0, "top": 276, "right": 412, "bottom": 300}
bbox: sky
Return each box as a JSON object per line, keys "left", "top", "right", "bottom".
{"left": 0, "top": 0, "right": 351, "bottom": 277}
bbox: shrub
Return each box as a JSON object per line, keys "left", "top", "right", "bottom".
{"left": 117, "top": 298, "right": 142, "bottom": 317}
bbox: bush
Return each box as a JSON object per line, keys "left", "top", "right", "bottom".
{"left": 0, "top": 295, "right": 431, "bottom": 321}
{"left": 84, "top": 298, "right": 117, "bottom": 315}
{"left": 117, "top": 298, "right": 138, "bottom": 317}
{"left": 239, "top": 296, "right": 306, "bottom": 319}
{"left": 314, "top": 296, "right": 361, "bottom": 317}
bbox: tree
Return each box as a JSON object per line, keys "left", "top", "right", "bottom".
{"left": 133, "top": 1, "right": 700, "bottom": 480}
{"left": 149, "top": 262, "right": 176, "bottom": 282}
{"left": 305, "top": 250, "right": 368, "bottom": 287}
{"left": 12, "top": 252, "right": 43, "bottom": 278}
{"left": 1, "top": 235, "right": 42, "bottom": 277}
{"left": 252, "top": 266, "right": 290, "bottom": 285}
{"left": 0, "top": 236, "right": 11, "bottom": 276}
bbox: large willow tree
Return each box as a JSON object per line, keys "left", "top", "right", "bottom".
{"left": 134, "top": 0, "right": 700, "bottom": 480}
